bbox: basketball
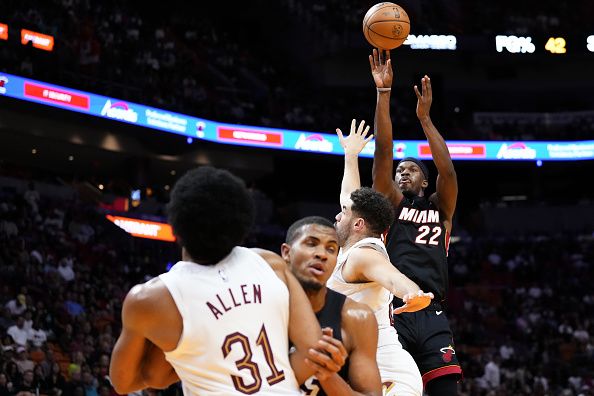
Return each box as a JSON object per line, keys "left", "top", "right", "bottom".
{"left": 363, "top": 2, "right": 410, "bottom": 50}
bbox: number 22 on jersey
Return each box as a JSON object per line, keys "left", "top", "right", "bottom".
{"left": 415, "top": 225, "right": 441, "bottom": 246}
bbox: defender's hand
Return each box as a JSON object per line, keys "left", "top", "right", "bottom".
{"left": 393, "top": 290, "right": 434, "bottom": 314}
{"left": 337, "top": 119, "right": 373, "bottom": 156}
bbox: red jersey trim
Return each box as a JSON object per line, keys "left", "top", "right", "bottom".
{"left": 422, "top": 365, "right": 463, "bottom": 386}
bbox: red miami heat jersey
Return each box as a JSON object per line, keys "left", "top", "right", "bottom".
{"left": 385, "top": 195, "right": 450, "bottom": 302}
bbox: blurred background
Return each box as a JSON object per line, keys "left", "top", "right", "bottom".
{"left": 0, "top": 0, "right": 593, "bottom": 395}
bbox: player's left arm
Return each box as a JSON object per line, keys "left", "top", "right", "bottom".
{"left": 317, "top": 299, "right": 382, "bottom": 396}
{"left": 337, "top": 119, "right": 374, "bottom": 208}
{"left": 415, "top": 76, "right": 458, "bottom": 227}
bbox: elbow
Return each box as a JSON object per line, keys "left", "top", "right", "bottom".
{"left": 109, "top": 369, "right": 141, "bottom": 394}
{"left": 110, "top": 380, "right": 132, "bottom": 395}
{"left": 141, "top": 367, "right": 178, "bottom": 390}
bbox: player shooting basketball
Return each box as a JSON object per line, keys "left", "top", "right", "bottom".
{"left": 370, "top": 49, "right": 463, "bottom": 396}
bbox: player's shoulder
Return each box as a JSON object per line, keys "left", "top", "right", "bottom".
{"left": 123, "top": 278, "right": 172, "bottom": 322}
{"left": 341, "top": 296, "right": 377, "bottom": 327}
{"left": 348, "top": 243, "right": 385, "bottom": 264}
{"left": 250, "top": 248, "right": 288, "bottom": 284}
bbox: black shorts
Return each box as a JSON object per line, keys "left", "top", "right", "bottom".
{"left": 394, "top": 302, "right": 463, "bottom": 386}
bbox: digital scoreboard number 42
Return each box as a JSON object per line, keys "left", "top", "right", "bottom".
{"left": 545, "top": 37, "right": 566, "bottom": 54}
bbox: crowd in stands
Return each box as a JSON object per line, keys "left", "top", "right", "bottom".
{"left": 282, "top": 0, "right": 592, "bottom": 42}
{"left": 1, "top": 177, "right": 593, "bottom": 395}
{"left": 2, "top": 0, "right": 593, "bottom": 141}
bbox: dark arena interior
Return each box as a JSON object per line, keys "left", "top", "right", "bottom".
{"left": 1, "top": 1, "right": 593, "bottom": 395}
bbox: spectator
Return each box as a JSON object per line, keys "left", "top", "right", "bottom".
{"left": 27, "top": 319, "right": 47, "bottom": 348}
{"left": 42, "top": 362, "right": 67, "bottom": 396}
{"left": 13, "top": 347, "right": 35, "bottom": 374}
{"left": 23, "top": 183, "right": 40, "bottom": 214}
{"left": 5, "top": 295, "right": 27, "bottom": 317}
{"left": 13, "top": 369, "right": 36, "bottom": 395}
{"left": 0, "top": 373, "right": 12, "bottom": 396}
{"left": 481, "top": 356, "right": 501, "bottom": 390}
{"left": 57, "top": 258, "right": 75, "bottom": 282}
{"left": 7, "top": 317, "right": 29, "bottom": 347}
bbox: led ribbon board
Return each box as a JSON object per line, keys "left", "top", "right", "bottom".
{"left": 106, "top": 215, "right": 175, "bottom": 242}
{"left": 1, "top": 72, "right": 593, "bottom": 161}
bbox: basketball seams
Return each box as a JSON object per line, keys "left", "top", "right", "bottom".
{"left": 363, "top": 3, "right": 405, "bottom": 25}
{"left": 367, "top": 22, "right": 410, "bottom": 40}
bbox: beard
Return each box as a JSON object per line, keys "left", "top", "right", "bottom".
{"left": 294, "top": 273, "right": 324, "bottom": 292}
{"left": 401, "top": 188, "right": 417, "bottom": 198}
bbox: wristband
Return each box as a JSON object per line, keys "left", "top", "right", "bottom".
{"left": 377, "top": 87, "right": 391, "bottom": 92}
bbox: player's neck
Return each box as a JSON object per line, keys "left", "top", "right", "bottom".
{"left": 342, "top": 232, "right": 375, "bottom": 251}
{"left": 305, "top": 287, "right": 328, "bottom": 313}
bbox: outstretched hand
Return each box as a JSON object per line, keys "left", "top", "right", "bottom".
{"left": 414, "top": 75, "right": 433, "bottom": 120}
{"left": 393, "top": 290, "right": 434, "bottom": 314}
{"left": 337, "top": 119, "right": 373, "bottom": 156}
{"left": 369, "top": 48, "right": 393, "bottom": 88}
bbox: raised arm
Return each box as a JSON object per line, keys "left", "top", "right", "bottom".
{"left": 337, "top": 119, "right": 373, "bottom": 208}
{"left": 343, "top": 248, "right": 433, "bottom": 313}
{"left": 414, "top": 76, "right": 458, "bottom": 227}
{"left": 370, "top": 49, "right": 403, "bottom": 207}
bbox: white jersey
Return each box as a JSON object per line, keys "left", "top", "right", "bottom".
{"left": 327, "top": 238, "right": 423, "bottom": 396}
{"left": 159, "top": 247, "right": 300, "bottom": 396}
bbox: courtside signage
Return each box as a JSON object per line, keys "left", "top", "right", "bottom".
{"left": 106, "top": 215, "right": 176, "bottom": 242}
{"left": 1, "top": 72, "right": 593, "bottom": 161}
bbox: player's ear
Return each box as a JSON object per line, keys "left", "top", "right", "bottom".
{"left": 280, "top": 243, "right": 291, "bottom": 262}
{"left": 354, "top": 218, "right": 365, "bottom": 231}
{"left": 421, "top": 179, "right": 429, "bottom": 189}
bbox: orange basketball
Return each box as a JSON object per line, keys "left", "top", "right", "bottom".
{"left": 363, "top": 2, "right": 410, "bottom": 50}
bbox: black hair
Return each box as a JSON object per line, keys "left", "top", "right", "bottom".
{"left": 285, "top": 216, "right": 334, "bottom": 244}
{"left": 167, "top": 166, "right": 254, "bottom": 264}
{"left": 398, "top": 157, "right": 430, "bottom": 181}
{"left": 350, "top": 187, "right": 395, "bottom": 236}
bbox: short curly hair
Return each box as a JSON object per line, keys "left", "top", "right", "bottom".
{"left": 167, "top": 166, "right": 254, "bottom": 264}
{"left": 350, "top": 187, "right": 394, "bottom": 236}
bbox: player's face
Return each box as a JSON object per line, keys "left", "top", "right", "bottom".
{"left": 283, "top": 224, "right": 339, "bottom": 291}
{"left": 395, "top": 161, "right": 427, "bottom": 196}
{"left": 334, "top": 201, "right": 354, "bottom": 247}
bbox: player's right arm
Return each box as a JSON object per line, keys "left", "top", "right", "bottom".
{"left": 343, "top": 247, "right": 433, "bottom": 312}
{"left": 317, "top": 299, "right": 382, "bottom": 396}
{"left": 370, "top": 49, "right": 404, "bottom": 207}
{"left": 110, "top": 286, "right": 155, "bottom": 393}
